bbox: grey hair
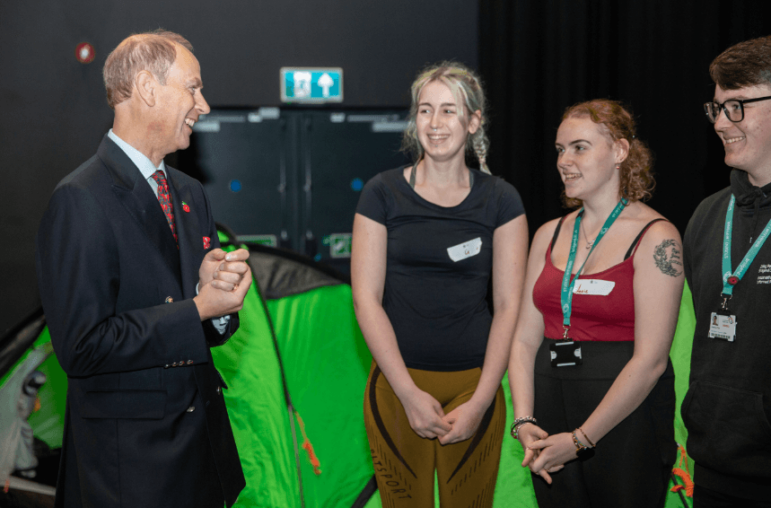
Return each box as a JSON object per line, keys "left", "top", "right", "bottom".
{"left": 103, "top": 29, "right": 194, "bottom": 109}
{"left": 401, "top": 61, "right": 491, "bottom": 174}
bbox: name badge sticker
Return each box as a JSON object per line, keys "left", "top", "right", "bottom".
{"left": 708, "top": 312, "right": 737, "bottom": 342}
{"left": 572, "top": 279, "right": 615, "bottom": 296}
{"left": 447, "top": 237, "right": 482, "bottom": 262}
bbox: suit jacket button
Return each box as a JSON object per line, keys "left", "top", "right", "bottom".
{"left": 165, "top": 296, "right": 173, "bottom": 303}
{"left": 187, "top": 360, "right": 194, "bottom": 365}
{"left": 186, "top": 406, "right": 195, "bottom": 413}
{"left": 164, "top": 364, "right": 170, "bottom": 369}
{"left": 216, "top": 386, "right": 221, "bottom": 395}
{"left": 172, "top": 362, "right": 177, "bottom": 367}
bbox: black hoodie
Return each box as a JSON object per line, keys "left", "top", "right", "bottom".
{"left": 683, "top": 170, "right": 771, "bottom": 500}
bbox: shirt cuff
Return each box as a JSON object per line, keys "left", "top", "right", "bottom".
{"left": 196, "top": 282, "right": 231, "bottom": 335}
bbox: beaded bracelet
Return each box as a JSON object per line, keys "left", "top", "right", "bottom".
{"left": 572, "top": 429, "right": 595, "bottom": 460}
{"left": 510, "top": 416, "right": 538, "bottom": 439}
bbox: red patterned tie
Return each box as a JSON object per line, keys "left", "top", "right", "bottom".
{"left": 151, "top": 170, "right": 178, "bottom": 245}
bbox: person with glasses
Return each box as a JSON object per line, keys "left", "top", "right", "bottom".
{"left": 683, "top": 36, "right": 771, "bottom": 508}
{"left": 508, "top": 99, "right": 682, "bottom": 508}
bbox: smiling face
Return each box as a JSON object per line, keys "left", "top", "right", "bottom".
{"left": 713, "top": 83, "right": 771, "bottom": 185}
{"left": 555, "top": 116, "right": 625, "bottom": 202}
{"left": 152, "top": 44, "right": 210, "bottom": 156}
{"left": 415, "top": 80, "right": 480, "bottom": 164}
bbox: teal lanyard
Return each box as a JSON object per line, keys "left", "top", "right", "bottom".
{"left": 560, "top": 199, "right": 628, "bottom": 337}
{"left": 721, "top": 194, "right": 771, "bottom": 302}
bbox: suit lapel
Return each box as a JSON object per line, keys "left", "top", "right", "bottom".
{"left": 98, "top": 137, "right": 183, "bottom": 285}
{"left": 167, "top": 171, "right": 202, "bottom": 300}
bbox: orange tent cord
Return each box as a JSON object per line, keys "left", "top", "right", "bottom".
{"left": 670, "top": 444, "right": 694, "bottom": 497}
{"left": 295, "top": 411, "right": 322, "bottom": 475}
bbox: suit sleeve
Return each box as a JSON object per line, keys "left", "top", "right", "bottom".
{"left": 198, "top": 180, "right": 240, "bottom": 347}
{"left": 36, "top": 183, "right": 211, "bottom": 377}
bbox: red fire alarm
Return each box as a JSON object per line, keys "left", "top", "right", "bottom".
{"left": 75, "top": 43, "right": 95, "bottom": 64}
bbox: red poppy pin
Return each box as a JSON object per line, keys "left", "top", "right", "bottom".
{"left": 203, "top": 236, "right": 211, "bottom": 249}
{"left": 182, "top": 201, "right": 190, "bottom": 213}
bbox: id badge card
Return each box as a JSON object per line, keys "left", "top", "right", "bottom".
{"left": 549, "top": 340, "right": 583, "bottom": 367}
{"left": 708, "top": 312, "right": 737, "bottom": 342}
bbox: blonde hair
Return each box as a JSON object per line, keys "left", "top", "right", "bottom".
{"left": 103, "top": 29, "right": 194, "bottom": 109}
{"left": 402, "top": 62, "right": 491, "bottom": 174}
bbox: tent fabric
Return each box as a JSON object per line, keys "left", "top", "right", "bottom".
{"left": 264, "top": 284, "right": 375, "bottom": 507}
{"left": 0, "top": 344, "right": 52, "bottom": 484}
{"left": 0, "top": 311, "right": 46, "bottom": 380}
{"left": 248, "top": 246, "right": 344, "bottom": 300}
{"left": 1, "top": 327, "right": 67, "bottom": 450}
{"left": 2, "top": 244, "right": 698, "bottom": 507}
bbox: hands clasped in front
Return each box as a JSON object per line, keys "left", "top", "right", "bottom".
{"left": 518, "top": 424, "right": 575, "bottom": 484}
{"left": 194, "top": 248, "right": 253, "bottom": 320}
{"left": 401, "top": 389, "right": 487, "bottom": 445}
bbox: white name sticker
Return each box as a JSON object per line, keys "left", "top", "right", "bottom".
{"left": 572, "top": 279, "right": 616, "bottom": 296}
{"left": 447, "top": 237, "right": 482, "bottom": 262}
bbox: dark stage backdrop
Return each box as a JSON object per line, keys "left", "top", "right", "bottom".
{"left": 479, "top": 0, "right": 769, "bottom": 239}
{"left": 0, "top": 0, "right": 477, "bottom": 334}
{"left": 0, "top": 0, "right": 767, "bottom": 334}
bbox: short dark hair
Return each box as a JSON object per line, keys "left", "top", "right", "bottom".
{"left": 710, "top": 36, "right": 771, "bottom": 90}
{"left": 103, "top": 29, "right": 194, "bottom": 109}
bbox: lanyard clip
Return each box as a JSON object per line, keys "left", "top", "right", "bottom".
{"left": 563, "top": 326, "right": 570, "bottom": 339}
{"left": 720, "top": 294, "right": 732, "bottom": 311}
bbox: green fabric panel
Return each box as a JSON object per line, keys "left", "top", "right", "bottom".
{"left": 494, "top": 374, "right": 540, "bottom": 507}
{"left": 212, "top": 280, "right": 300, "bottom": 508}
{"left": 217, "top": 230, "right": 231, "bottom": 244}
{"left": 670, "top": 281, "right": 696, "bottom": 475}
{"left": 266, "top": 284, "right": 375, "bottom": 508}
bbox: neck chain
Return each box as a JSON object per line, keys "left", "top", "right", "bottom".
{"left": 581, "top": 219, "right": 595, "bottom": 250}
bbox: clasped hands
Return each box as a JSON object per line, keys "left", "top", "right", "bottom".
{"left": 518, "top": 424, "right": 578, "bottom": 484}
{"left": 194, "top": 248, "right": 253, "bottom": 320}
{"left": 401, "top": 388, "right": 486, "bottom": 446}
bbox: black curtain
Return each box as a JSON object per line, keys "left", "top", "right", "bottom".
{"left": 479, "top": 0, "right": 769, "bottom": 236}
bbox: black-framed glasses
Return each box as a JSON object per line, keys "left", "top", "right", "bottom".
{"left": 704, "top": 96, "right": 771, "bottom": 123}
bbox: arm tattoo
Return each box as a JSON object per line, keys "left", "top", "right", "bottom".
{"left": 653, "top": 239, "right": 683, "bottom": 277}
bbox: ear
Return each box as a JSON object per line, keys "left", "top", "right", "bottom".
{"left": 134, "top": 70, "right": 157, "bottom": 107}
{"left": 614, "top": 138, "right": 630, "bottom": 164}
{"left": 467, "top": 109, "right": 482, "bottom": 135}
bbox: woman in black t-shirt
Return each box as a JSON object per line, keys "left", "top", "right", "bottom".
{"left": 351, "top": 62, "right": 528, "bottom": 507}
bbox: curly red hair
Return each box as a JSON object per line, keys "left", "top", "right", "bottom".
{"left": 560, "top": 99, "right": 655, "bottom": 209}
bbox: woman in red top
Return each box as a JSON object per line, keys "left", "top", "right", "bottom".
{"left": 508, "top": 100, "right": 684, "bottom": 508}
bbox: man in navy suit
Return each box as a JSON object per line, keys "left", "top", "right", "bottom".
{"left": 36, "top": 30, "right": 250, "bottom": 508}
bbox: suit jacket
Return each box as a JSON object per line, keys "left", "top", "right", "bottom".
{"left": 36, "top": 136, "right": 246, "bottom": 508}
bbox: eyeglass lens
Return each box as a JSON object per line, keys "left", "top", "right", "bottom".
{"left": 706, "top": 101, "right": 743, "bottom": 123}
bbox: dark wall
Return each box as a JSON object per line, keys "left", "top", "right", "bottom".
{"left": 0, "top": 0, "right": 478, "bottom": 334}
{"left": 479, "top": 0, "right": 769, "bottom": 240}
{"left": 3, "top": 0, "right": 767, "bottom": 335}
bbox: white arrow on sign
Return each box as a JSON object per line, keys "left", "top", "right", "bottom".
{"left": 318, "top": 73, "right": 334, "bottom": 98}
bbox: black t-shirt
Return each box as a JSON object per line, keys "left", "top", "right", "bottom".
{"left": 355, "top": 166, "right": 525, "bottom": 371}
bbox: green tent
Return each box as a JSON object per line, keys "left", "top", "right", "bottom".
{"left": 0, "top": 233, "right": 697, "bottom": 507}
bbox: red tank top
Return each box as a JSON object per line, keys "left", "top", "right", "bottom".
{"left": 532, "top": 217, "right": 664, "bottom": 342}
